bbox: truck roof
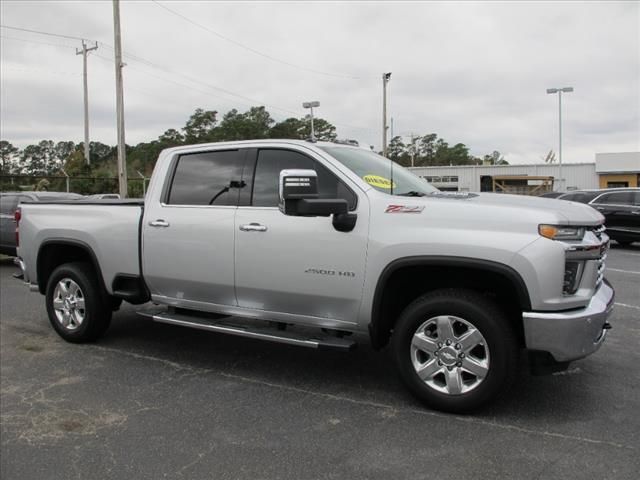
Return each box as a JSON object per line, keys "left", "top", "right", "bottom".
{"left": 159, "top": 139, "right": 364, "bottom": 157}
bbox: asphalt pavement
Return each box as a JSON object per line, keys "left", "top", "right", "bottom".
{"left": 1, "top": 245, "right": 639, "bottom": 479}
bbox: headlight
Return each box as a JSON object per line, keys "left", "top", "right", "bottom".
{"left": 539, "top": 224, "right": 586, "bottom": 241}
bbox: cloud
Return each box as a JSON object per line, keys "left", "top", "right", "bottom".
{"left": 1, "top": 0, "right": 638, "bottom": 164}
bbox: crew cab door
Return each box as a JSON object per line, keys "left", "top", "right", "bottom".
{"left": 142, "top": 148, "right": 247, "bottom": 306}
{"left": 234, "top": 148, "right": 369, "bottom": 324}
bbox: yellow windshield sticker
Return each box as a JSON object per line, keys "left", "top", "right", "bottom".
{"left": 363, "top": 175, "right": 396, "bottom": 189}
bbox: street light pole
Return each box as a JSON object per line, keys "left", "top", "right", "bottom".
{"left": 382, "top": 72, "right": 391, "bottom": 157}
{"left": 302, "top": 101, "right": 320, "bottom": 141}
{"left": 546, "top": 86, "right": 573, "bottom": 191}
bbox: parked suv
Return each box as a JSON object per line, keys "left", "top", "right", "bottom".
{"left": 558, "top": 188, "right": 640, "bottom": 246}
{"left": 0, "top": 191, "right": 83, "bottom": 256}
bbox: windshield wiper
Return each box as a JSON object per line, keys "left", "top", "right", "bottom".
{"left": 396, "top": 191, "right": 426, "bottom": 197}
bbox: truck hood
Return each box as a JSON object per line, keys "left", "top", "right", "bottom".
{"left": 451, "top": 192, "right": 604, "bottom": 225}
{"left": 397, "top": 191, "right": 606, "bottom": 227}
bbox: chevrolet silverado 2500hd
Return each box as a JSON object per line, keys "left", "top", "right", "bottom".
{"left": 15, "top": 140, "right": 614, "bottom": 412}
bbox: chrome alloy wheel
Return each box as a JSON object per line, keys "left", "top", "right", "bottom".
{"left": 410, "top": 315, "right": 490, "bottom": 395}
{"left": 52, "top": 278, "right": 86, "bottom": 331}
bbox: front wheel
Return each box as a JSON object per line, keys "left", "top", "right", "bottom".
{"left": 614, "top": 239, "right": 633, "bottom": 247}
{"left": 392, "top": 289, "right": 518, "bottom": 413}
{"left": 45, "top": 262, "right": 112, "bottom": 343}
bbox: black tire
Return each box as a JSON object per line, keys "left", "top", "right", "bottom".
{"left": 45, "top": 262, "right": 112, "bottom": 343}
{"left": 615, "top": 239, "right": 633, "bottom": 247}
{"left": 392, "top": 289, "right": 518, "bottom": 413}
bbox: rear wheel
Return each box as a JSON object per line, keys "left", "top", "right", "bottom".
{"left": 46, "top": 262, "right": 112, "bottom": 343}
{"left": 392, "top": 289, "right": 518, "bottom": 413}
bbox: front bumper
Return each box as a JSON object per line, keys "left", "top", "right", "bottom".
{"left": 522, "top": 279, "right": 614, "bottom": 362}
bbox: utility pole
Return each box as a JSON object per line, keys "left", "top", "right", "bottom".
{"left": 76, "top": 40, "right": 98, "bottom": 165}
{"left": 382, "top": 72, "right": 391, "bottom": 157}
{"left": 410, "top": 132, "right": 416, "bottom": 167}
{"left": 113, "top": 0, "right": 128, "bottom": 198}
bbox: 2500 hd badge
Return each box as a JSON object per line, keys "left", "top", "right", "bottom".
{"left": 305, "top": 268, "right": 356, "bottom": 278}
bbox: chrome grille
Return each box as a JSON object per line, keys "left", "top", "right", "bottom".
{"left": 592, "top": 225, "right": 608, "bottom": 288}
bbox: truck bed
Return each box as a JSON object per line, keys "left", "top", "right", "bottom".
{"left": 18, "top": 201, "right": 144, "bottom": 294}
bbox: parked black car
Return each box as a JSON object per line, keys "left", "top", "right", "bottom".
{"left": 557, "top": 188, "right": 640, "bottom": 246}
{"left": 0, "top": 191, "right": 83, "bottom": 256}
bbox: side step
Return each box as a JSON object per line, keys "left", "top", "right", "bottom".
{"left": 138, "top": 310, "right": 356, "bottom": 352}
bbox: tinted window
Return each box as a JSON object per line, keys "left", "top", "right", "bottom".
{"left": 560, "top": 193, "right": 581, "bottom": 202}
{"left": 252, "top": 149, "right": 357, "bottom": 209}
{"left": 168, "top": 150, "right": 244, "bottom": 206}
{"left": 593, "top": 191, "right": 633, "bottom": 205}
{"left": 0, "top": 195, "right": 18, "bottom": 215}
{"left": 561, "top": 192, "right": 600, "bottom": 204}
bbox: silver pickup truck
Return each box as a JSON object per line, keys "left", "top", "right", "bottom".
{"left": 15, "top": 140, "right": 614, "bottom": 412}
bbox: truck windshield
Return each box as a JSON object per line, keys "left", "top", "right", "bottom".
{"left": 319, "top": 146, "right": 438, "bottom": 196}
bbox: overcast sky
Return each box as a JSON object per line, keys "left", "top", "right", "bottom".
{"left": 1, "top": 0, "right": 638, "bottom": 164}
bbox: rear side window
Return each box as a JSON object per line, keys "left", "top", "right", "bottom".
{"left": 593, "top": 191, "right": 633, "bottom": 205}
{"left": 0, "top": 195, "right": 18, "bottom": 215}
{"left": 251, "top": 149, "right": 357, "bottom": 209}
{"left": 167, "top": 150, "right": 244, "bottom": 206}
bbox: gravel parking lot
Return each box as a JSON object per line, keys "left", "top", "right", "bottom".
{"left": 1, "top": 245, "right": 639, "bottom": 479}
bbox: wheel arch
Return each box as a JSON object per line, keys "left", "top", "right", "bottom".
{"left": 369, "top": 256, "right": 532, "bottom": 350}
{"left": 36, "top": 239, "right": 106, "bottom": 295}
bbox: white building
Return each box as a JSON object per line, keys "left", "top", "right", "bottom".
{"left": 408, "top": 163, "right": 597, "bottom": 193}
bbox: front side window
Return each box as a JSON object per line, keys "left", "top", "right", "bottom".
{"left": 319, "top": 146, "right": 439, "bottom": 196}
{"left": 167, "top": 150, "right": 244, "bottom": 206}
{"left": 251, "top": 149, "right": 357, "bottom": 209}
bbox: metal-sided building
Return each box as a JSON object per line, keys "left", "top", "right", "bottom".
{"left": 408, "top": 152, "right": 639, "bottom": 194}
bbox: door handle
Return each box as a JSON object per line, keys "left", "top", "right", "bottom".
{"left": 149, "top": 219, "right": 170, "bottom": 228}
{"left": 239, "top": 223, "right": 267, "bottom": 232}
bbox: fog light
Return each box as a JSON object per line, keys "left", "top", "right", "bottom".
{"left": 563, "top": 261, "right": 584, "bottom": 295}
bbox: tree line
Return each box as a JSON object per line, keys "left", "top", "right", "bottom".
{"left": 1, "top": 105, "right": 507, "bottom": 195}
{"left": 387, "top": 134, "right": 508, "bottom": 167}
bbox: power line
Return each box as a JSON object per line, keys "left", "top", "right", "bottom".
{"left": 151, "top": 0, "right": 365, "bottom": 80}
{"left": 93, "top": 52, "right": 255, "bottom": 111}
{"left": 1, "top": 24, "right": 377, "bottom": 134}
{"left": 0, "top": 34, "right": 77, "bottom": 50}
{"left": 0, "top": 24, "right": 89, "bottom": 42}
{"left": 0, "top": 24, "right": 296, "bottom": 114}
{"left": 1, "top": 65, "right": 81, "bottom": 77}
{"left": 99, "top": 44, "right": 302, "bottom": 116}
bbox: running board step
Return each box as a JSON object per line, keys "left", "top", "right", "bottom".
{"left": 138, "top": 310, "right": 356, "bottom": 351}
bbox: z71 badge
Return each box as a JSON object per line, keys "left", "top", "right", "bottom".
{"left": 385, "top": 205, "right": 425, "bottom": 213}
